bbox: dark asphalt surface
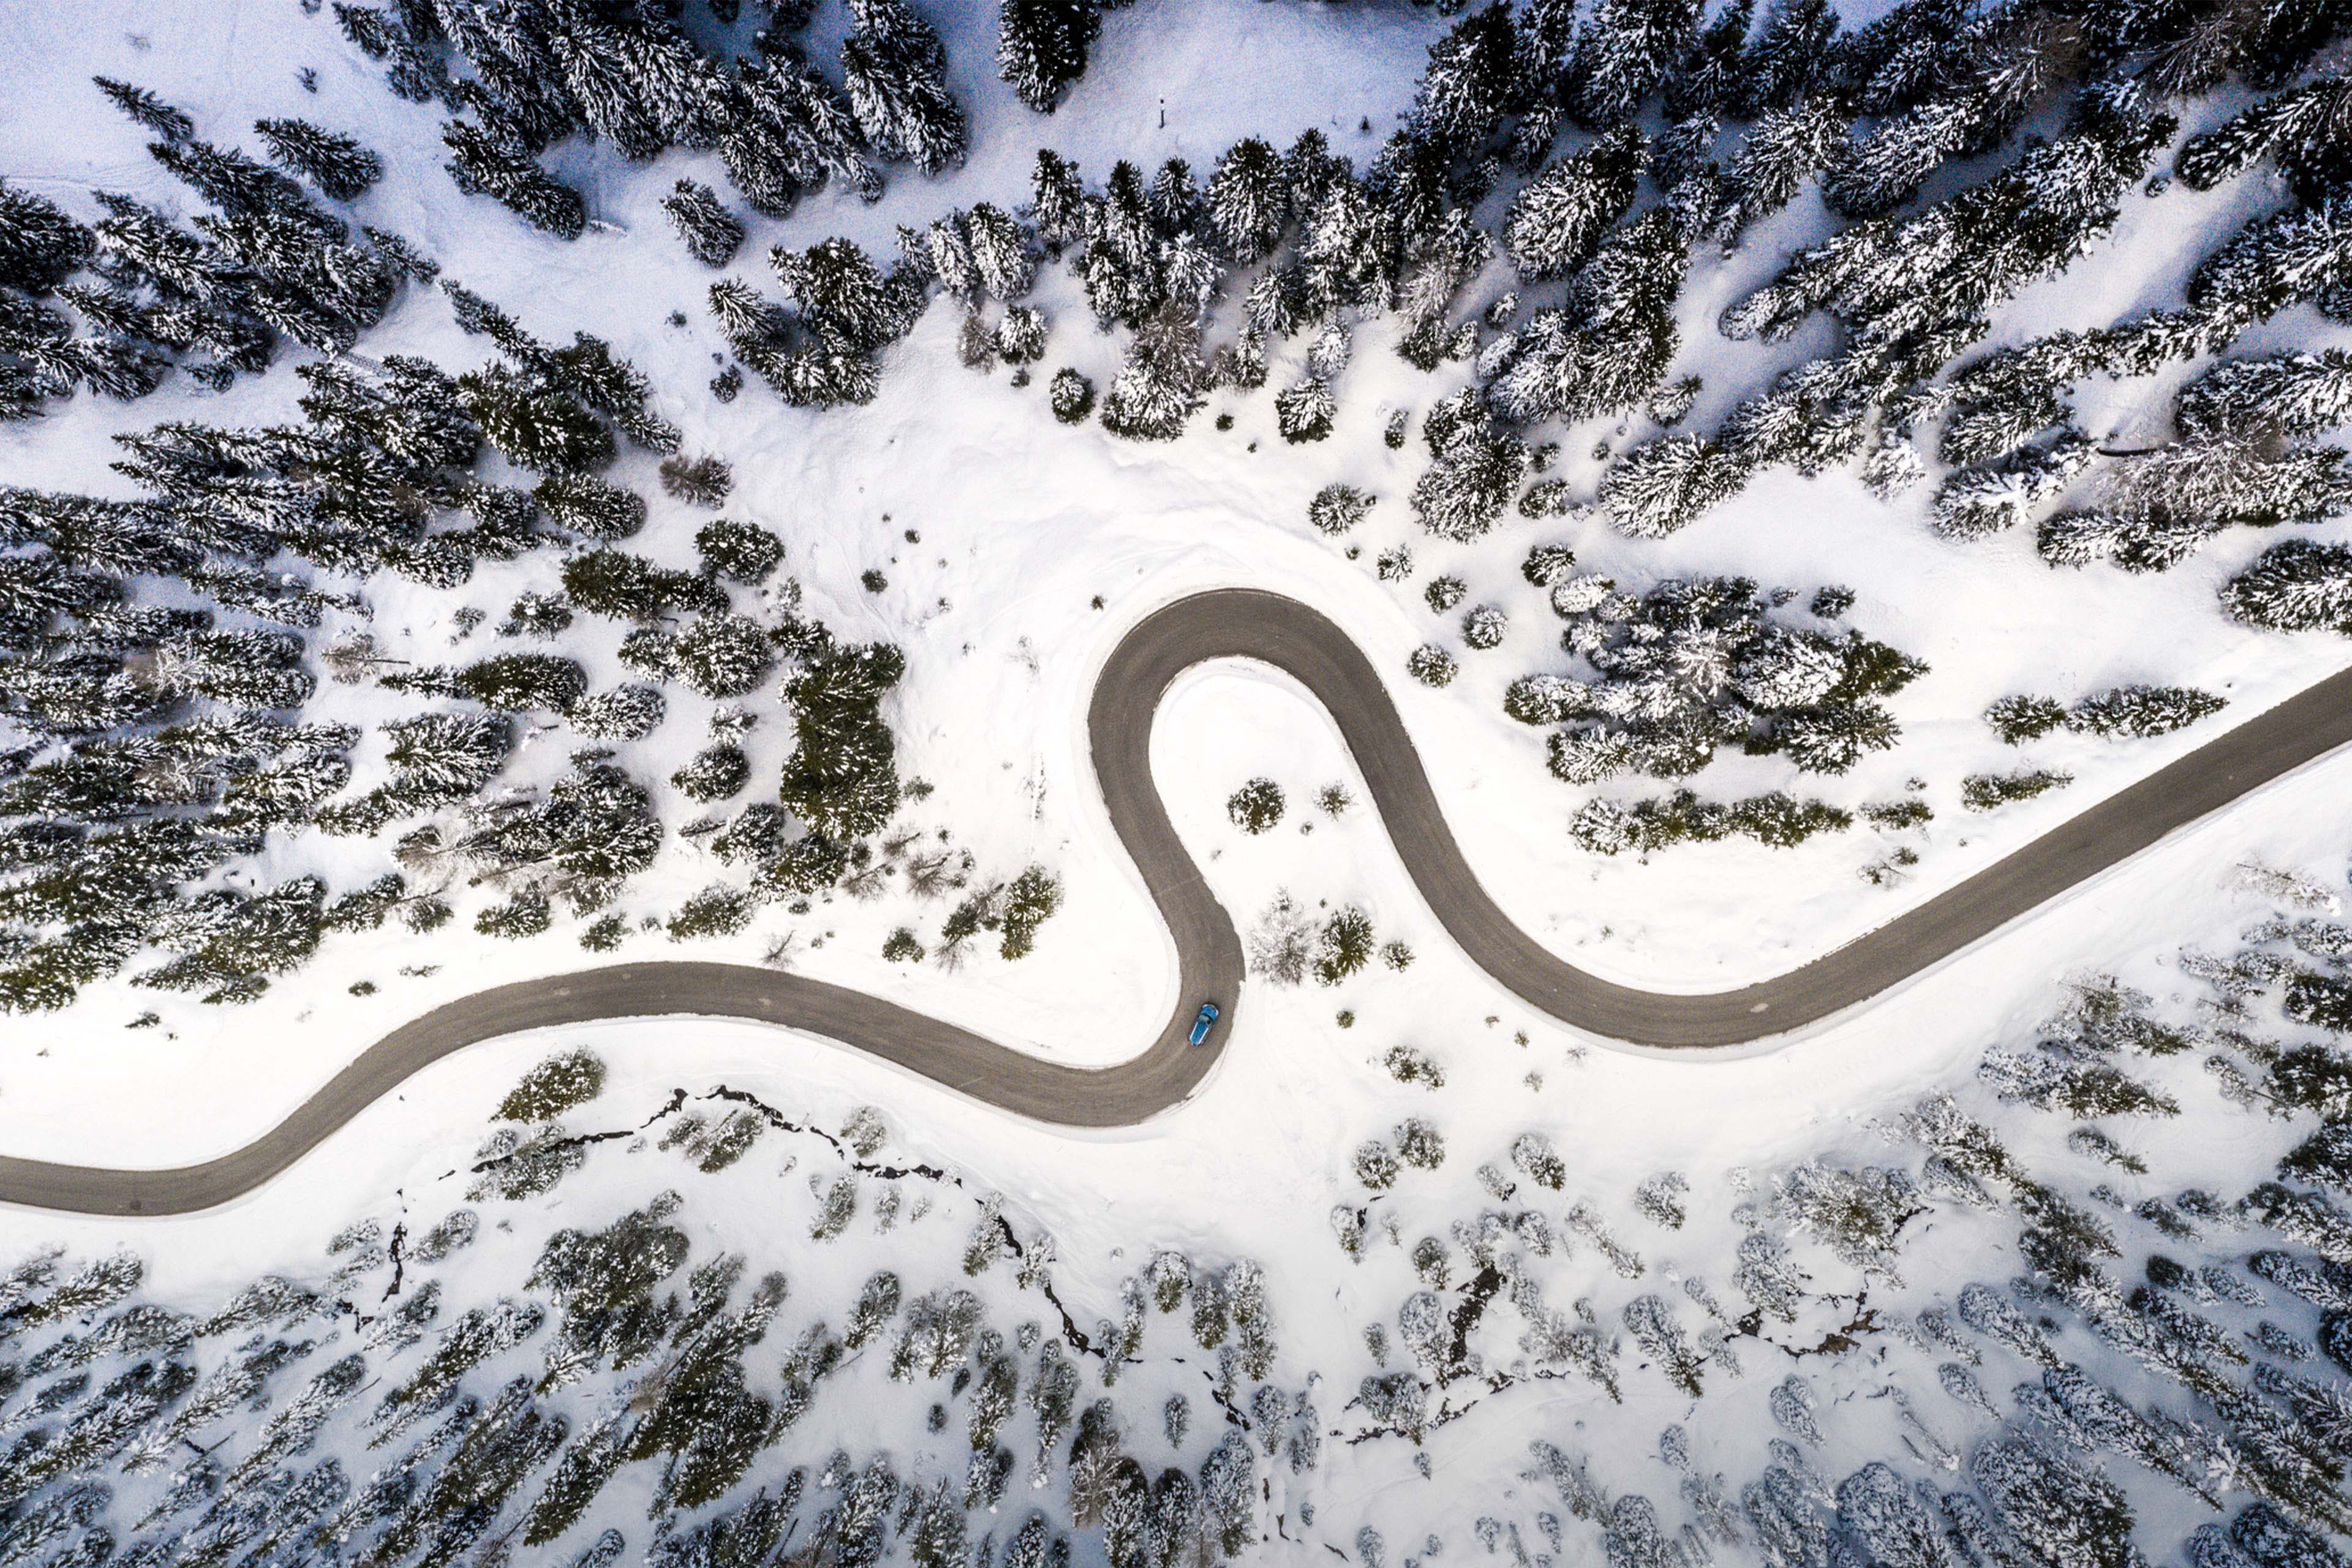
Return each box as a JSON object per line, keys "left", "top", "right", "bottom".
{"left": 9, "top": 588, "right": 2350, "bottom": 1216}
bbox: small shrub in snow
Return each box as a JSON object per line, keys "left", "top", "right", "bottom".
{"left": 1314, "top": 907, "right": 1375, "bottom": 985}
{"left": 1332, "top": 1205, "right": 1368, "bottom": 1261}
{"left": 695, "top": 518, "right": 783, "bottom": 583}
{"left": 812, "top": 1177, "right": 860, "bottom": 1242}
{"left": 1461, "top": 605, "right": 1508, "bottom": 649}
{"left": 1406, "top": 646, "right": 1456, "bottom": 687}
{"left": 658, "top": 453, "right": 733, "bottom": 507}
{"left": 1227, "top": 778, "right": 1284, "bottom": 834}
{"left": 1649, "top": 375, "right": 1701, "bottom": 425}
{"left": 666, "top": 885, "right": 752, "bottom": 941}
{"left": 1861, "top": 799, "right": 1933, "bottom": 829}
{"left": 841, "top": 1106, "right": 889, "bottom": 1156}
{"left": 496, "top": 1049, "right": 606, "bottom": 1123}
{"left": 1987, "top": 695, "right": 2068, "bottom": 744}
{"left": 1961, "top": 769, "right": 2074, "bottom": 812}
{"left": 958, "top": 312, "right": 998, "bottom": 370}
{"left": 998, "top": 867, "right": 1061, "bottom": 959}
{"left": 568, "top": 685, "right": 665, "bottom": 741}
{"left": 499, "top": 592, "right": 573, "bottom": 639}
{"left": 1354, "top": 1141, "right": 1400, "bottom": 1190}
{"left": 1522, "top": 544, "right": 1576, "bottom": 586}
{"left": 1381, "top": 941, "right": 1414, "bottom": 971}
{"left": 1309, "top": 484, "right": 1376, "bottom": 536}
{"left": 1424, "top": 575, "right": 1466, "bottom": 613}
{"left": 1247, "top": 891, "right": 1315, "bottom": 984}
{"left": 1049, "top": 368, "right": 1095, "bottom": 424}
{"left": 883, "top": 927, "right": 925, "bottom": 963}
{"left": 1511, "top": 1132, "right": 1567, "bottom": 1190}
{"left": 1860, "top": 432, "right": 1926, "bottom": 499}
{"left": 1384, "top": 1044, "right": 1444, "bottom": 1088}
{"left": 1376, "top": 545, "right": 1414, "bottom": 581}
{"left": 1395, "top": 1117, "right": 1446, "bottom": 1168}
{"left": 1632, "top": 1171, "right": 1687, "bottom": 1229}
{"left": 2232, "top": 861, "right": 2343, "bottom": 913}
{"left": 1518, "top": 480, "right": 1574, "bottom": 519}
{"left": 671, "top": 744, "right": 751, "bottom": 802}
{"left": 579, "top": 913, "right": 629, "bottom": 952}
{"left": 475, "top": 887, "right": 551, "bottom": 940}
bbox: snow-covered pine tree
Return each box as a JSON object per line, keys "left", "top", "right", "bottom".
{"left": 1411, "top": 3, "right": 1518, "bottom": 153}
{"left": 1206, "top": 137, "right": 1289, "bottom": 263}
{"left": 1098, "top": 303, "right": 1205, "bottom": 441}
{"left": 1411, "top": 389, "right": 1528, "bottom": 541}
{"left": 662, "top": 180, "right": 745, "bottom": 268}
{"left": 1929, "top": 431, "right": 2094, "bottom": 540}
{"left": 997, "top": 0, "right": 1100, "bottom": 115}
{"left": 1276, "top": 377, "right": 1335, "bottom": 443}
{"left": 2064, "top": 685, "right": 2227, "bottom": 739}
{"left": 2176, "top": 75, "right": 2352, "bottom": 203}
{"left": 252, "top": 118, "right": 383, "bottom": 201}
{"left": 1716, "top": 97, "right": 1844, "bottom": 239}
{"left": 93, "top": 77, "right": 192, "bottom": 141}
{"left": 720, "top": 50, "right": 880, "bottom": 219}
{"left": 0, "top": 181, "right": 94, "bottom": 295}
{"left": 1741, "top": 0, "right": 1839, "bottom": 113}
{"left": 2176, "top": 350, "right": 2352, "bottom": 443}
{"left": 441, "top": 122, "right": 586, "bottom": 239}
{"left": 841, "top": 0, "right": 969, "bottom": 176}
{"left": 2186, "top": 191, "right": 2352, "bottom": 339}
{"left": 1487, "top": 208, "right": 1687, "bottom": 425}
{"left": 1571, "top": 0, "right": 1703, "bottom": 127}
{"left": 1030, "top": 148, "right": 1086, "bottom": 249}
{"left": 1662, "top": 0, "right": 1752, "bottom": 121}
{"left": 458, "top": 364, "right": 614, "bottom": 473}
{"left": 2223, "top": 540, "right": 2352, "bottom": 635}
{"left": 1501, "top": 125, "right": 1644, "bottom": 281}
{"left": 1600, "top": 434, "right": 1747, "bottom": 538}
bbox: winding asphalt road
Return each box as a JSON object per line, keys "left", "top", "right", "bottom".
{"left": 9, "top": 588, "right": 2352, "bottom": 1216}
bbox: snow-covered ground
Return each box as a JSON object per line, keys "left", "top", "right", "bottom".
{"left": 0, "top": 0, "right": 2345, "bottom": 1177}
{"left": 3, "top": 2, "right": 2352, "bottom": 1556}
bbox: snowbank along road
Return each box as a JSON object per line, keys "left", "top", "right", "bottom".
{"left": 10, "top": 587, "right": 2352, "bottom": 1216}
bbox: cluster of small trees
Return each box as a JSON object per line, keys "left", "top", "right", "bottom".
{"left": 1244, "top": 891, "right": 1385, "bottom": 987}
{"left": 707, "top": 234, "right": 933, "bottom": 409}
{"left": 0, "top": 245, "right": 937, "bottom": 1009}
{"left": 1505, "top": 574, "right": 1925, "bottom": 786}
{"left": 1569, "top": 787, "right": 1854, "bottom": 856}
{"left": 0, "top": 1091, "right": 1299, "bottom": 1568}
{"left": 1322, "top": 859, "right": 2352, "bottom": 1563}
{"left": 334, "top": 0, "right": 966, "bottom": 238}
{"left": 1987, "top": 684, "right": 2228, "bottom": 744}
{"left": 1, "top": 83, "right": 420, "bottom": 420}
{"left": 980, "top": 0, "right": 2350, "bottom": 559}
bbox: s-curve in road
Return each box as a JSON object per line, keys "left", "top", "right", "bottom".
{"left": 10, "top": 588, "right": 2352, "bottom": 1216}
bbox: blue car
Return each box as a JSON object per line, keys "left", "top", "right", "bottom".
{"left": 1188, "top": 1001, "right": 1221, "bottom": 1046}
